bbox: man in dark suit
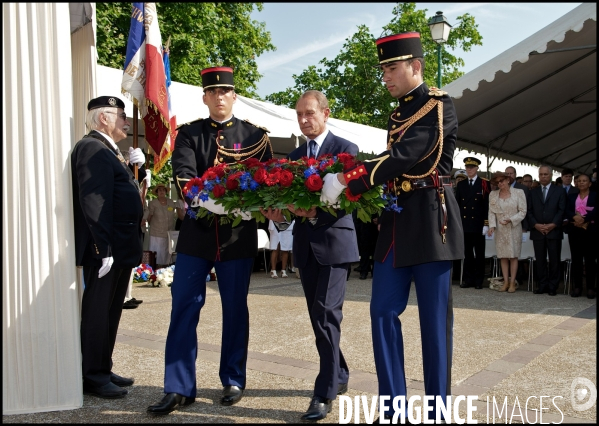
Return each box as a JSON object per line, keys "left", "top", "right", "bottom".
{"left": 456, "top": 157, "right": 490, "bottom": 289}
{"left": 147, "top": 67, "right": 272, "bottom": 415}
{"left": 321, "top": 32, "right": 463, "bottom": 422}
{"left": 561, "top": 168, "right": 580, "bottom": 196}
{"left": 263, "top": 90, "right": 359, "bottom": 422}
{"left": 71, "top": 96, "right": 145, "bottom": 399}
{"left": 528, "top": 165, "right": 566, "bottom": 296}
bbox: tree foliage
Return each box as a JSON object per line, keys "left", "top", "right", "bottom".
{"left": 96, "top": 2, "right": 275, "bottom": 98}
{"left": 265, "top": 3, "right": 482, "bottom": 129}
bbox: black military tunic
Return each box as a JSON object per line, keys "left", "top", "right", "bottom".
{"left": 172, "top": 116, "right": 272, "bottom": 261}
{"left": 345, "top": 83, "right": 464, "bottom": 268}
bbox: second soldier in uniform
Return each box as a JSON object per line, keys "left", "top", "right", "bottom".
{"left": 148, "top": 67, "right": 273, "bottom": 415}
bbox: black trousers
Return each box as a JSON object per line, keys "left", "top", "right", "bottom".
{"left": 533, "top": 238, "right": 562, "bottom": 292}
{"left": 81, "top": 266, "right": 131, "bottom": 386}
{"left": 299, "top": 245, "right": 350, "bottom": 400}
{"left": 568, "top": 227, "right": 597, "bottom": 292}
{"left": 463, "top": 232, "right": 486, "bottom": 286}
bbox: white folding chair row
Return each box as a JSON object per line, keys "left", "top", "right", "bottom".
{"left": 167, "top": 230, "right": 179, "bottom": 265}
{"left": 257, "top": 229, "right": 270, "bottom": 275}
{"left": 560, "top": 234, "right": 572, "bottom": 294}
{"left": 518, "top": 233, "right": 535, "bottom": 291}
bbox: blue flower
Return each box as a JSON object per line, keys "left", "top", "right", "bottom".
{"left": 249, "top": 179, "right": 259, "bottom": 191}
{"left": 199, "top": 192, "right": 209, "bottom": 202}
{"left": 303, "top": 166, "right": 317, "bottom": 178}
{"left": 187, "top": 209, "right": 197, "bottom": 219}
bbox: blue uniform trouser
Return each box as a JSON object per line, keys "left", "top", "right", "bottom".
{"left": 163, "top": 253, "right": 254, "bottom": 397}
{"left": 371, "top": 254, "right": 453, "bottom": 419}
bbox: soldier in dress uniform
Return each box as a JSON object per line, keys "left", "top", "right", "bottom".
{"left": 72, "top": 96, "right": 147, "bottom": 399}
{"left": 320, "top": 32, "right": 463, "bottom": 422}
{"left": 147, "top": 67, "right": 273, "bottom": 415}
{"left": 455, "top": 157, "right": 490, "bottom": 289}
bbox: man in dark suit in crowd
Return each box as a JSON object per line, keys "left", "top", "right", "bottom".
{"left": 320, "top": 32, "right": 463, "bottom": 422}
{"left": 561, "top": 168, "right": 580, "bottom": 196}
{"left": 263, "top": 90, "right": 359, "bottom": 421}
{"left": 456, "top": 157, "right": 490, "bottom": 289}
{"left": 71, "top": 96, "right": 145, "bottom": 399}
{"left": 147, "top": 67, "right": 272, "bottom": 415}
{"left": 528, "top": 165, "right": 566, "bottom": 296}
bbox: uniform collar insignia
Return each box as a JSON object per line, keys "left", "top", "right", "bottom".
{"left": 404, "top": 95, "right": 413, "bottom": 102}
{"left": 428, "top": 88, "right": 447, "bottom": 97}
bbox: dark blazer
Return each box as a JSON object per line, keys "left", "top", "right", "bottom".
{"left": 527, "top": 184, "right": 566, "bottom": 240}
{"left": 456, "top": 176, "right": 490, "bottom": 233}
{"left": 345, "top": 84, "right": 463, "bottom": 268}
{"left": 172, "top": 116, "right": 271, "bottom": 261}
{"left": 287, "top": 131, "right": 360, "bottom": 267}
{"left": 71, "top": 131, "right": 144, "bottom": 268}
{"left": 512, "top": 182, "right": 530, "bottom": 231}
{"left": 566, "top": 191, "right": 597, "bottom": 233}
{"left": 564, "top": 185, "right": 580, "bottom": 196}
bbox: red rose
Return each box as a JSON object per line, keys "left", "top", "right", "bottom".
{"left": 265, "top": 170, "right": 280, "bottom": 186}
{"left": 212, "top": 184, "right": 226, "bottom": 198}
{"left": 213, "top": 164, "right": 226, "bottom": 178}
{"left": 226, "top": 178, "right": 239, "bottom": 190}
{"left": 202, "top": 170, "right": 217, "bottom": 181}
{"left": 345, "top": 187, "right": 361, "bottom": 202}
{"left": 306, "top": 158, "right": 318, "bottom": 167}
{"left": 305, "top": 174, "right": 323, "bottom": 191}
{"left": 242, "top": 158, "right": 261, "bottom": 168}
{"left": 253, "top": 168, "right": 268, "bottom": 184}
{"left": 279, "top": 170, "right": 294, "bottom": 187}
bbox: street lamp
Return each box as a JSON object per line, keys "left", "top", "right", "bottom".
{"left": 428, "top": 11, "right": 452, "bottom": 88}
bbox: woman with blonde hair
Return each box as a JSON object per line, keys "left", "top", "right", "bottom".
{"left": 487, "top": 172, "right": 527, "bottom": 292}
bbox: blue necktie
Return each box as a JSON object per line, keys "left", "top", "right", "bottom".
{"left": 309, "top": 140, "right": 317, "bottom": 158}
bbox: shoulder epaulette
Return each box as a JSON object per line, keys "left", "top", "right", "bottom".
{"left": 176, "top": 117, "right": 203, "bottom": 130}
{"left": 243, "top": 118, "right": 270, "bottom": 133}
{"left": 428, "top": 88, "right": 448, "bottom": 97}
{"left": 481, "top": 177, "right": 489, "bottom": 181}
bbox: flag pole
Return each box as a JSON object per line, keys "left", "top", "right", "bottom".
{"left": 133, "top": 104, "right": 139, "bottom": 180}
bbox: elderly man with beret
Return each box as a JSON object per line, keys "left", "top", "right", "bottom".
{"left": 71, "top": 96, "right": 148, "bottom": 398}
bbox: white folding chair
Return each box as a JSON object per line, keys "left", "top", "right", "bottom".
{"left": 561, "top": 234, "right": 572, "bottom": 294}
{"left": 485, "top": 237, "right": 499, "bottom": 278}
{"left": 257, "top": 229, "right": 270, "bottom": 275}
{"left": 518, "top": 233, "right": 536, "bottom": 291}
{"left": 167, "top": 230, "right": 179, "bottom": 265}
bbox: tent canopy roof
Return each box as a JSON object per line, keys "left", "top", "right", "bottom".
{"left": 445, "top": 3, "right": 596, "bottom": 175}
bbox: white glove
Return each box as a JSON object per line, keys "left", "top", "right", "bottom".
{"left": 144, "top": 169, "right": 151, "bottom": 187}
{"left": 232, "top": 208, "right": 253, "bottom": 221}
{"left": 128, "top": 147, "right": 145, "bottom": 167}
{"left": 482, "top": 226, "right": 489, "bottom": 235}
{"left": 200, "top": 197, "right": 227, "bottom": 215}
{"left": 320, "top": 173, "right": 346, "bottom": 206}
{"left": 98, "top": 256, "right": 114, "bottom": 278}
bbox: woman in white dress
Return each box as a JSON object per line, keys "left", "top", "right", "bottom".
{"left": 487, "top": 172, "right": 527, "bottom": 292}
{"left": 268, "top": 219, "right": 294, "bottom": 278}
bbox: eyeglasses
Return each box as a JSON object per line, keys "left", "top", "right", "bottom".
{"left": 104, "top": 111, "right": 127, "bottom": 120}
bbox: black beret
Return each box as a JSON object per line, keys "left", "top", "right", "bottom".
{"left": 375, "top": 32, "right": 423, "bottom": 67}
{"left": 464, "top": 157, "right": 481, "bottom": 166}
{"left": 201, "top": 67, "right": 234, "bottom": 89}
{"left": 87, "top": 96, "right": 125, "bottom": 111}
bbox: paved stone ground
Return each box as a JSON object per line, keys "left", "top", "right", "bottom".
{"left": 3, "top": 265, "right": 596, "bottom": 424}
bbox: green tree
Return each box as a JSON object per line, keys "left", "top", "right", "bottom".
{"left": 96, "top": 2, "right": 275, "bottom": 98}
{"left": 265, "top": 3, "right": 482, "bottom": 129}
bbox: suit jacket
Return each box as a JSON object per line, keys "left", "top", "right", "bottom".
{"left": 345, "top": 84, "right": 464, "bottom": 267}
{"left": 456, "top": 177, "right": 490, "bottom": 233}
{"left": 564, "top": 185, "right": 579, "bottom": 196}
{"left": 288, "top": 131, "right": 360, "bottom": 267}
{"left": 71, "top": 131, "right": 144, "bottom": 268}
{"left": 513, "top": 182, "right": 530, "bottom": 231}
{"left": 527, "top": 184, "right": 566, "bottom": 240}
{"left": 565, "top": 191, "right": 597, "bottom": 233}
{"left": 172, "top": 116, "right": 272, "bottom": 261}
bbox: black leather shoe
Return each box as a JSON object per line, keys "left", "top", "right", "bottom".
{"left": 83, "top": 381, "right": 127, "bottom": 399}
{"left": 359, "top": 272, "right": 368, "bottom": 280}
{"left": 220, "top": 385, "right": 244, "bottom": 406}
{"left": 337, "top": 382, "right": 348, "bottom": 395}
{"left": 147, "top": 393, "right": 195, "bottom": 415}
{"left": 587, "top": 289, "right": 596, "bottom": 299}
{"left": 123, "top": 299, "right": 138, "bottom": 309}
{"left": 533, "top": 288, "right": 546, "bottom": 294}
{"left": 459, "top": 283, "right": 471, "bottom": 288}
{"left": 475, "top": 285, "right": 483, "bottom": 289}
{"left": 354, "top": 266, "right": 363, "bottom": 272}
{"left": 548, "top": 290, "right": 557, "bottom": 296}
{"left": 110, "top": 372, "right": 134, "bottom": 387}
{"left": 571, "top": 288, "right": 582, "bottom": 298}
{"left": 129, "top": 298, "right": 143, "bottom": 304}
{"left": 301, "top": 396, "right": 332, "bottom": 421}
